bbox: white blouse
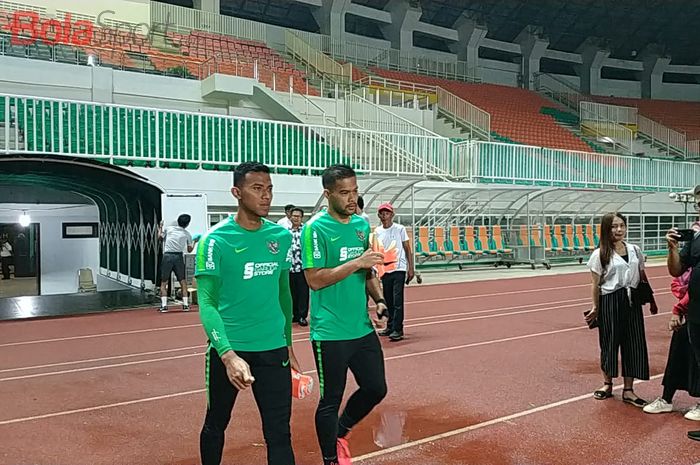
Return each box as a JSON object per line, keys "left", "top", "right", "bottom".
{"left": 587, "top": 242, "right": 644, "bottom": 296}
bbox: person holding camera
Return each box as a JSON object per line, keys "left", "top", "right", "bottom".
{"left": 667, "top": 184, "right": 700, "bottom": 440}
{"left": 586, "top": 212, "right": 656, "bottom": 407}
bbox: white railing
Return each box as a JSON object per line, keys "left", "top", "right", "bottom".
{"left": 580, "top": 101, "right": 637, "bottom": 125}
{"left": 469, "top": 141, "right": 700, "bottom": 192}
{"left": 580, "top": 101, "right": 635, "bottom": 153}
{"left": 296, "top": 31, "right": 480, "bottom": 83}
{"left": 150, "top": 1, "right": 266, "bottom": 42}
{"left": 345, "top": 94, "right": 439, "bottom": 138}
{"left": 534, "top": 73, "right": 584, "bottom": 111}
{"left": 637, "top": 114, "right": 687, "bottom": 157}
{"left": 0, "top": 93, "right": 457, "bottom": 178}
{"left": 689, "top": 140, "right": 700, "bottom": 158}
{"left": 284, "top": 31, "right": 351, "bottom": 83}
{"left": 358, "top": 76, "right": 437, "bottom": 94}
{"left": 344, "top": 93, "right": 451, "bottom": 177}
{"left": 436, "top": 87, "right": 491, "bottom": 140}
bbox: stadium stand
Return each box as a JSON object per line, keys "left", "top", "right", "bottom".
{"left": 369, "top": 68, "right": 594, "bottom": 152}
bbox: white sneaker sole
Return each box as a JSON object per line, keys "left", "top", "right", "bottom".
{"left": 685, "top": 412, "right": 700, "bottom": 421}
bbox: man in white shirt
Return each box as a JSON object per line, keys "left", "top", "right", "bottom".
{"left": 0, "top": 238, "right": 12, "bottom": 280}
{"left": 158, "top": 214, "right": 199, "bottom": 312}
{"left": 277, "top": 204, "right": 295, "bottom": 229}
{"left": 374, "top": 203, "right": 414, "bottom": 341}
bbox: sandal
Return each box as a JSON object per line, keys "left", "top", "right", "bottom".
{"left": 593, "top": 382, "right": 613, "bottom": 400}
{"left": 622, "top": 388, "right": 648, "bottom": 407}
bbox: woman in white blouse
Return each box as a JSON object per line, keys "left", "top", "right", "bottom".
{"left": 586, "top": 212, "right": 655, "bottom": 407}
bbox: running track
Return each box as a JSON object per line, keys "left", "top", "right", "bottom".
{"left": 0, "top": 266, "right": 698, "bottom": 465}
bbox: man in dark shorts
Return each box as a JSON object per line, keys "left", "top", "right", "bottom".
{"left": 159, "top": 213, "right": 198, "bottom": 312}
{"left": 195, "top": 162, "right": 300, "bottom": 465}
{"left": 302, "top": 164, "right": 389, "bottom": 465}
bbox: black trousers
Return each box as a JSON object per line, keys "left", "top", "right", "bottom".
{"left": 1, "top": 257, "right": 10, "bottom": 279}
{"left": 200, "top": 346, "right": 295, "bottom": 465}
{"left": 289, "top": 272, "right": 309, "bottom": 321}
{"left": 688, "top": 322, "right": 700, "bottom": 372}
{"left": 598, "top": 288, "right": 650, "bottom": 380}
{"left": 312, "top": 332, "right": 387, "bottom": 461}
{"left": 381, "top": 271, "right": 406, "bottom": 333}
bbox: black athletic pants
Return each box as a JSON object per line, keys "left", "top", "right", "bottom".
{"left": 312, "top": 332, "right": 387, "bottom": 461}
{"left": 200, "top": 346, "right": 294, "bottom": 465}
{"left": 1, "top": 257, "right": 10, "bottom": 279}
{"left": 289, "top": 271, "right": 309, "bottom": 321}
{"left": 381, "top": 271, "right": 406, "bottom": 334}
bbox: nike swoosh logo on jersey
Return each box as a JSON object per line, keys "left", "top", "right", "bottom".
{"left": 235, "top": 247, "right": 248, "bottom": 254}
{"left": 282, "top": 359, "right": 290, "bottom": 367}
{"left": 330, "top": 236, "right": 341, "bottom": 242}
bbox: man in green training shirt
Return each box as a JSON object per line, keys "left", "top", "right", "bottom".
{"left": 195, "top": 162, "right": 299, "bottom": 465}
{"left": 302, "top": 164, "right": 389, "bottom": 465}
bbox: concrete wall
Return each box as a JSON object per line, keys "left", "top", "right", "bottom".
{"left": 0, "top": 204, "right": 100, "bottom": 295}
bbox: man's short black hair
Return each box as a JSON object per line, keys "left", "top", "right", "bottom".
{"left": 322, "top": 164, "right": 356, "bottom": 190}
{"left": 284, "top": 204, "right": 295, "bottom": 212}
{"left": 234, "top": 162, "right": 271, "bottom": 188}
{"left": 291, "top": 207, "right": 304, "bottom": 216}
{"left": 694, "top": 185, "right": 700, "bottom": 196}
{"left": 357, "top": 195, "right": 365, "bottom": 210}
{"left": 177, "top": 214, "right": 191, "bottom": 228}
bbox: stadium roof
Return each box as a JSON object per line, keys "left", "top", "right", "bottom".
{"left": 188, "top": 0, "right": 700, "bottom": 64}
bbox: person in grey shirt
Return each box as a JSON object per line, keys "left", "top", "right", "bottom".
{"left": 158, "top": 213, "right": 199, "bottom": 312}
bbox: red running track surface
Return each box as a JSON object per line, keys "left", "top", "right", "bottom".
{"left": 0, "top": 265, "right": 697, "bottom": 465}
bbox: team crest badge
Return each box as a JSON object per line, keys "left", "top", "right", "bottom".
{"left": 355, "top": 229, "right": 366, "bottom": 242}
{"left": 267, "top": 240, "right": 279, "bottom": 254}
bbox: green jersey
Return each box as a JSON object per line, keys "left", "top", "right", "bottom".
{"left": 195, "top": 216, "right": 292, "bottom": 352}
{"left": 301, "top": 211, "right": 373, "bottom": 341}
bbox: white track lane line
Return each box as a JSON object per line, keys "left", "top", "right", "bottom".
{"left": 0, "top": 312, "right": 670, "bottom": 423}
{"left": 353, "top": 375, "right": 665, "bottom": 463}
{"left": 0, "top": 274, "right": 669, "bottom": 348}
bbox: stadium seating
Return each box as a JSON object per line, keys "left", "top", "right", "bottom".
{"left": 370, "top": 68, "right": 593, "bottom": 152}
{"left": 0, "top": 9, "right": 317, "bottom": 95}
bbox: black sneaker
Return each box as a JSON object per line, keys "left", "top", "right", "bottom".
{"left": 298, "top": 318, "right": 308, "bottom": 327}
{"left": 688, "top": 430, "right": 700, "bottom": 441}
{"left": 378, "top": 328, "right": 392, "bottom": 337}
{"left": 158, "top": 305, "right": 169, "bottom": 313}
{"left": 389, "top": 331, "right": 404, "bottom": 341}
{"left": 182, "top": 305, "right": 190, "bottom": 312}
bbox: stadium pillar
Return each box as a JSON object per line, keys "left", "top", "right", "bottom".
{"left": 638, "top": 50, "right": 670, "bottom": 99}
{"left": 577, "top": 41, "right": 609, "bottom": 95}
{"left": 382, "top": 0, "right": 421, "bottom": 52}
{"left": 450, "top": 13, "right": 487, "bottom": 73}
{"left": 516, "top": 26, "right": 549, "bottom": 90}
{"left": 313, "top": 0, "right": 350, "bottom": 42}
{"left": 193, "top": 0, "right": 220, "bottom": 14}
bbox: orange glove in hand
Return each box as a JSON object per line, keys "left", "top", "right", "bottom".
{"left": 371, "top": 233, "right": 398, "bottom": 279}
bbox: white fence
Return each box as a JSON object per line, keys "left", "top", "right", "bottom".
{"left": 436, "top": 88, "right": 491, "bottom": 140}
{"left": 534, "top": 73, "right": 583, "bottom": 111}
{"left": 689, "top": 140, "right": 700, "bottom": 158}
{"left": 150, "top": 1, "right": 267, "bottom": 42}
{"left": 580, "top": 101, "right": 634, "bottom": 153}
{"left": 2, "top": 93, "right": 699, "bottom": 191}
{"left": 637, "top": 114, "right": 687, "bottom": 157}
{"left": 284, "top": 31, "right": 351, "bottom": 83}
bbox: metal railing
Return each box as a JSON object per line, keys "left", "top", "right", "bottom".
{"left": 150, "top": 1, "right": 267, "bottom": 42}
{"left": 295, "top": 31, "right": 480, "bottom": 84}
{"left": 637, "top": 114, "right": 687, "bottom": 157}
{"left": 580, "top": 101, "right": 637, "bottom": 125}
{"left": 345, "top": 93, "right": 438, "bottom": 138}
{"left": 689, "top": 140, "right": 700, "bottom": 158}
{"left": 534, "top": 73, "right": 584, "bottom": 111}
{"left": 284, "top": 30, "right": 351, "bottom": 83}
{"left": 436, "top": 87, "right": 491, "bottom": 140}
{"left": 469, "top": 141, "right": 700, "bottom": 191}
{"left": 0, "top": 93, "right": 455, "bottom": 178}
{"left": 580, "top": 101, "right": 634, "bottom": 154}
{"left": 358, "top": 76, "right": 437, "bottom": 94}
